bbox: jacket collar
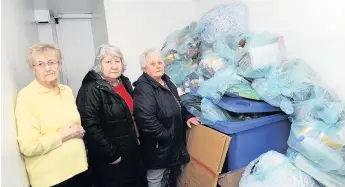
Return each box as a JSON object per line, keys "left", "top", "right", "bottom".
{"left": 96, "top": 74, "right": 130, "bottom": 88}
{"left": 94, "top": 73, "right": 133, "bottom": 96}
{"left": 32, "top": 79, "right": 66, "bottom": 94}
{"left": 142, "top": 73, "right": 172, "bottom": 89}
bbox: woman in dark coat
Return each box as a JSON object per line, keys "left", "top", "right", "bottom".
{"left": 133, "top": 49, "right": 200, "bottom": 187}
{"left": 76, "top": 44, "right": 148, "bottom": 187}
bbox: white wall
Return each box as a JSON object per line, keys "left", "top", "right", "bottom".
{"left": 1, "top": 0, "right": 39, "bottom": 186}
{"left": 57, "top": 18, "right": 96, "bottom": 96}
{"left": 91, "top": 0, "right": 109, "bottom": 50}
{"left": 37, "top": 15, "right": 58, "bottom": 45}
{"left": 36, "top": 15, "right": 96, "bottom": 96}
{"left": 104, "top": 0, "right": 197, "bottom": 82}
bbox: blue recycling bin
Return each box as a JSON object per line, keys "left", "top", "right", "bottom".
{"left": 188, "top": 95, "right": 291, "bottom": 172}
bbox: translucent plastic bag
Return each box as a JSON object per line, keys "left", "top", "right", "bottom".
{"left": 163, "top": 22, "right": 197, "bottom": 47}
{"left": 239, "top": 151, "right": 321, "bottom": 187}
{"left": 287, "top": 148, "right": 345, "bottom": 187}
{"left": 252, "top": 78, "right": 294, "bottom": 113}
{"left": 197, "top": 51, "right": 227, "bottom": 78}
{"left": 291, "top": 85, "right": 345, "bottom": 124}
{"left": 165, "top": 59, "right": 197, "bottom": 86}
{"left": 288, "top": 119, "right": 345, "bottom": 175}
{"left": 252, "top": 59, "right": 319, "bottom": 114}
{"left": 235, "top": 33, "right": 287, "bottom": 79}
{"left": 198, "top": 42, "right": 213, "bottom": 55}
{"left": 198, "top": 67, "right": 260, "bottom": 103}
{"left": 162, "top": 22, "right": 200, "bottom": 65}
{"left": 197, "top": 67, "right": 236, "bottom": 102}
{"left": 212, "top": 32, "right": 248, "bottom": 65}
{"left": 201, "top": 98, "right": 232, "bottom": 125}
{"left": 198, "top": 2, "right": 248, "bottom": 44}
{"left": 225, "top": 82, "right": 261, "bottom": 101}
{"left": 182, "top": 72, "right": 205, "bottom": 90}
{"left": 180, "top": 93, "right": 202, "bottom": 112}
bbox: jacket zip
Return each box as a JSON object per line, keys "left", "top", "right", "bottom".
{"left": 96, "top": 80, "right": 132, "bottom": 116}
{"left": 159, "top": 82, "right": 184, "bottom": 152}
{"left": 159, "top": 83, "right": 181, "bottom": 111}
{"left": 95, "top": 80, "right": 139, "bottom": 144}
{"left": 149, "top": 83, "right": 182, "bottom": 150}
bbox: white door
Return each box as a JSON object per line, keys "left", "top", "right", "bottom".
{"left": 56, "top": 18, "right": 95, "bottom": 97}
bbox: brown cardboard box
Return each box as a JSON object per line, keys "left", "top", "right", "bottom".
{"left": 218, "top": 168, "right": 245, "bottom": 187}
{"left": 178, "top": 159, "right": 218, "bottom": 187}
{"left": 178, "top": 125, "right": 231, "bottom": 187}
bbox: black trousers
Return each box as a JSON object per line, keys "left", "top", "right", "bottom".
{"left": 51, "top": 170, "right": 92, "bottom": 187}
{"left": 90, "top": 151, "right": 148, "bottom": 187}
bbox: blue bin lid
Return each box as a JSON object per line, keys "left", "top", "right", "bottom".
{"left": 202, "top": 114, "right": 289, "bottom": 134}
{"left": 216, "top": 96, "right": 281, "bottom": 113}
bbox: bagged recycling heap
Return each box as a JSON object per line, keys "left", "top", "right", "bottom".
{"left": 239, "top": 151, "right": 321, "bottom": 187}
{"left": 287, "top": 148, "right": 345, "bottom": 187}
{"left": 161, "top": 2, "right": 345, "bottom": 186}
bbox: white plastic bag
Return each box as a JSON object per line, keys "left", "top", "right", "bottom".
{"left": 239, "top": 151, "right": 321, "bottom": 187}
{"left": 287, "top": 148, "right": 345, "bottom": 187}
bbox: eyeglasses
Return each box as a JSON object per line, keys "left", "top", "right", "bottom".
{"left": 33, "top": 61, "right": 60, "bottom": 69}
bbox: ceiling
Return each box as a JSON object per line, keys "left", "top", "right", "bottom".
{"left": 34, "top": 0, "right": 98, "bottom": 14}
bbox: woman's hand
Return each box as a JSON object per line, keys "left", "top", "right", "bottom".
{"left": 72, "top": 125, "right": 85, "bottom": 139}
{"left": 186, "top": 117, "right": 201, "bottom": 128}
{"left": 59, "top": 125, "right": 85, "bottom": 142}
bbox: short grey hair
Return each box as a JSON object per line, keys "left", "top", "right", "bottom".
{"left": 93, "top": 44, "right": 126, "bottom": 73}
{"left": 139, "top": 48, "right": 163, "bottom": 70}
{"left": 27, "top": 43, "right": 62, "bottom": 66}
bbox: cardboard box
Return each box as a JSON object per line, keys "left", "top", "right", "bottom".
{"left": 218, "top": 168, "right": 245, "bottom": 187}
{"left": 178, "top": 125, "right": 231, "bottom": 187}
{"left": 178, "top": 159, "right": 218, "bottom": 187}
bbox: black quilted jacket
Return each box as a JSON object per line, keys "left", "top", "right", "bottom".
{"left": 133, "top": 73, "right": 193, "bottom": 170}
{"left": 76, "top": 70, "right": 147, "bottom": 187}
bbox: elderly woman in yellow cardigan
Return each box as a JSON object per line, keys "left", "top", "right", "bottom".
{"left": 15, "top": 43, "right": 90, "bottom": 187}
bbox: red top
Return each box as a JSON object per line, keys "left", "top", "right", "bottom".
{"left": 113, "top": 83, "right": 139, "bottom": 137}
{"left": 113, "top": 83, "right": 133, "bottom": 112}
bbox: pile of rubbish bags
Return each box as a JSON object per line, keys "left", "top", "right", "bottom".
{"left": 239, "top": 151, "right": 321, "bottom": 187}
{"left": 161, "top": 2, "right": 345, "bottom": 187}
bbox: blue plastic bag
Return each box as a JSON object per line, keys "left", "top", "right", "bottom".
{"left": 252, "top": 78, "right": 294, "bottom": 113}
{"left": 239, "top": 151, "right": 321, "bottom": 187}
{"left": 287, "top": 148, "right": 345, "bottom": 187}
{"left": 198, "top": 67, "right": 261, "bottom": 103}
{"left": 180, "top": 93, "right": 202, "bottom": 111}
{"left": 213, "top": 32, "right": 248, "bottom": 65}
{"left": 291, "top": 85, "right": 344, "bottom": 124}
{"left": 197, "top": 67, "right": 236, "bottom": 103}
{"left": 198, "top": 3, "right": 248, "bottom": 44}
{"left": 197, "top": 51, "right": 227, "bottom": 78}
{"left": 288, "top": 119, "right": 345, "bottom": 175}
{"left": 252, "top": 59, "right": 319, "bottom": 114}
{"left": 235, "top": 32, "right": 286, "bottom": 79}
{"left": 165, "top": 59, "right": 197, "bottom": 86}
{"left": 182, "top": 72, "right": 205, "bottom": 90}
{"left": 162, "top": 22, "right": 200, "bottom": 65}
{"left": 200, "top": 98, "right": 232, "bottom": 125}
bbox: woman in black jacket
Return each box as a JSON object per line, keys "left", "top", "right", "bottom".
{"left": 133, "top": 49, "right": 200, "bottom": 187}
{"left": 76, "top": 44, "right": 148, "bottom": 187}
